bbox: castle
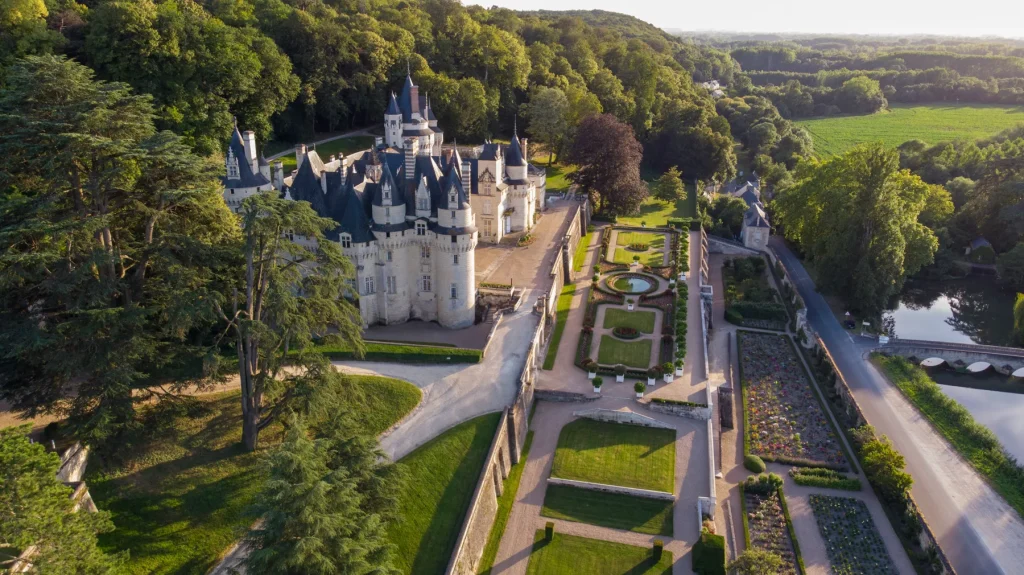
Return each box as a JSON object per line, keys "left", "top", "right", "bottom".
{"left": 221, "top": 73, "right": 547, "bottom": 329}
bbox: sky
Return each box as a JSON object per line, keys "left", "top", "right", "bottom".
{"left": 466, "top": 0, "right": 1024, "bottom": 38}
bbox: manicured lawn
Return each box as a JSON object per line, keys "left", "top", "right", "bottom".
{"left": 795, "top": 103, "right": 1024, "bottom": 157}
{"left": 603, "top": 308, "right": 656, "bottom": 334}
{"left": 573, "top": 232, "right": 592, "bottom": 272}
{"left": 274, "top": 136, "right": 376, "bottom": 171}
{"left": 91, "top": 375, "right": 421, "bottom": 575}
{"left": 478, "top": 432, "right": 534, "bottom": 575}
{"left": 541, "top": 484, "right": 673, "bottom": 536}
{"left": 552, "top": 419, "right": 675, "bottom": 492}
{"left": 613, "top": 248, "right": 664, "bottom": 266}
{"left": 617, "top": 188, "right": 696, "bottom": 227}
{"left": 611, "top": 232, "right": 666, "bottom": 266}
{"left": 597, "top": 334, "right": 652, "bottom": 369}
{"left": 543, "top": 285, "right": 577, "bottom": 370}
{"left": 310, "top": 340, "right": 482, "bottom": 363}
{"left": 389, "top": 413, "right": 501, "bottom": 575}
{"left": 534, "top": 152, "right": 577, "bottom": 193}
{"left": 615, "top": 231, "right": 665, "bottom": 249}
{"left": 526, "top": 531, "right": 672, "bottom": 575}
{"left": 874, "top": 354, "right": 1024, "bottom": 518}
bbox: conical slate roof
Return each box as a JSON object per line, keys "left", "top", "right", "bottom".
{"left": 505, "top": 132, "right": 526, "bottom": 166}
{"left": 441, "top": 166, "right": 470, "bottom": 210}
{"left": 386, "top": 92, "right": 400, "bottom": 115}
{"left": 222, "top": 126, "right": 270, "bottom": 188}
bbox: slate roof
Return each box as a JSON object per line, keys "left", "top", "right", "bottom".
{"left": 744, "top": 204, "right": 770, "bottom": 228}
{"left": 441, "top": 166, "right": 471, "bottom": 210}
{"left": 372, "top": 160, "right": 403, "bottom": 207}
{"left": 970, "top": 237, "right": 993, "bottom": 250}
{"left": 386, "top": 92, "right": 400, "bottom": 115}
{"left": 478, "top": 142, "right": 501, "bottom": 161}
{"left": 285, "top": 151, "right": 327, "bottom": 215}
{"left": 323, "top": 175, "right": 374, "bottom": 244}
{"left": 506, "top": 133, "right": 526, "bottom": 166}
{"left": 222, "top": 127, "right": 271, "bottom": 188}
{"left": 398, "top": 74, "right": 418, "bottom": 122}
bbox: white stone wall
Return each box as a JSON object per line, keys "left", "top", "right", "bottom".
{"left": 223, "top": 182, "right": 273, "bottom": 213}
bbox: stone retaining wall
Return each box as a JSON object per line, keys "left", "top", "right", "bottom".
{"left": 646, "top": 400, "right": 711, "bottom": 421}
{"left": 546, "top": 477, "right": 676, "bottom": 501}
{"left": 573, "top": 407, "right": 675, "bottom": 429}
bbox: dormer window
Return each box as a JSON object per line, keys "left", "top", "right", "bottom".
{"left": 416, "top": 187, "right": 429, "bottom": 211}
{"left": 340, "top": 233, "right": 352, "bottom": 248}
{"left": 416, "top": 221, "right": 427, "bottom": 236}
{"left": 449, "top": 192, "right": 456, "bottom": 206}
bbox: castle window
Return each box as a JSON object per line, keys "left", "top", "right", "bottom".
{"left": 416, "top": 188, "right": 429, "bottom": 211}
{"left": 385, "top": 207, "right": 390, "bottom": 218}
{"left": 230, "top": 189, "right": 235, "bottom": 195}
{"left": 285, "top": 229, "right": 294, "bottom": 241}
{"left": 451, "top": 210, "right": 456, "bottom": 220}
{"left": 421, "top": 246, "right": 430, "bottom": 259}
{"left": 386, "top": 250, "right": 393, "bottom": 262}
{"left": 340, "top": 233, "right": 352, "bottom": 248}
{"left": 364, "top": 276, "right": 375, "bottom": 295}
{"left": 450, "top": 283, "right": 458, "bottom": 299}
{"left": 483, "top": 199, "right": 492, "bottom": 215}
{"left": 422, "top": 275, "right": 432, "bottom": 292}
{"left": 453, "top": 254, "right": 459, "bottom": 265}
{"left": 483, "top": 219, "right": 492, "bottom": 236}
{"left": 386, "top": 276, "right": 397, "bottom": 294}
{"left": 416, "top": 221, "right": 427, "bottom": 236}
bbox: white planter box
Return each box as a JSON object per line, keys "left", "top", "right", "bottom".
{"left": 675, "top": 367, "right": 684, "bottom": 376}
{"left": 636, "top": 392, "right": 644, "bottom": 398}
{"left": 615, "top": 374, "right": 625, "bottom": 382}
{"left": 627, "top": 304, "right": 634, "bottom": 311}
{"left": 647, "top": 377, "right": 656, "bottom": 386}
{"left": 588, "top": 371, "right": 596, "bottom": 380}
{"left": 594, "top": 386, "right": 602, "bottom": 394}
{"left": 664, "top": 373, "right": 674, "bottom": 383}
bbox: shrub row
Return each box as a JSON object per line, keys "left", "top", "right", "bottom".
{"left": 692, "top": 528, "right": 725, "bottom": 575}
{"left": 728, "top": 301, "right": 789, "bottom": 321}
{"left": 311, "top": 342, "right": 482, "bottom": 364}
{"left": 479, "top": 282, "right": 512, "bottom": 289}
{"left": 789, "top": 468, "right": 862, "bottom": 491}
{"left": 650, "top": 397, "right": 708, "bottom": 408}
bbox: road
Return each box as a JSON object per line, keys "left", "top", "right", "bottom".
{"left": 770, "top": 236, "right": 1024, "bottom": 575}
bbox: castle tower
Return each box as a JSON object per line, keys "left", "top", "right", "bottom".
{"left": 435, "top": 167, "right": 477, "bottom": 328}
{"left": 371, "top": 162, "right": 406, "bottom": 228}
{"left": 385, "top": 92, "right": 402, "bottom": 148}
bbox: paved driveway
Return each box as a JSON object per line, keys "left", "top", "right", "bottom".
{"left": 771, "top": 237, "right": 1024, "bottom": 574}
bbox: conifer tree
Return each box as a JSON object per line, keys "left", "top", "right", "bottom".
{"left": 653, "top": 166, "right": 686, "bottom": 202}
{"left": 244, "top": 409, "right": 402, "bottom": 575}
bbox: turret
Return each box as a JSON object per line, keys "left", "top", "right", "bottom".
{"left": 371, "top": 162, "right": 406, "bottom": 227}
{"left": 225, "top": 145, "right": 240, "bottom": 180}
{"left": 385, "top": 91, "right": 402, "bottom": 148}
{"left": 505, "top": 126, "right": 528, "bottom": 181}
{"left": 438, "top": 167, "right": 473, "bottom": 230}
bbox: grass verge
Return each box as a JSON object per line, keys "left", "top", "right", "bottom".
{"left": 91, "top": 375, "right": 420, "bottom": 575}
{"left": 478, "top": 432, "right": 534, "bottom": 575}
{"left": 526, "top": 530, "right": 672, "bottom": 574}
{"left": 389, "top": 413, "right": 502, "bottom": 575}
{"left": 573, "top": 232, "right": 591, "bottom": 273}
{"left": 540, "top": 484, "right": 673, "bottom": 536}
{"left": 273, "top": 136, "right": 376, "bottom": 171}
{"left": 874, "top": 354, "right": 1024, "bottom": 518}
{"left": 617, "top": 189, "right": 697, "bottom": 227}
{"left": 542, "top": 285, "right": 578, "bottom": 370}
{"left": 552, "top": 419, "right": 675, "bottom": 492}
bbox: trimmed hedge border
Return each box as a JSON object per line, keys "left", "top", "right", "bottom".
{"left": 789, "top": 468, "right": 862, "bottom": 491}
{"left": 311, "top": 342, "right": 482, "bottom": 364}
{"left": 650, "top": 397, "right": 708, "bottom": 408}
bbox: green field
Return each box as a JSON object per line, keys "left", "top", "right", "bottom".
{"left": 573, "top": 232, "right": 592, "bottom": 272}
{"left": 91, "top": 375, "right": 421, "bottom": 575}
{"left": 541, "top": 484, "right": 674, "bottom": 536}
{"left": 796, "top": 104, "right": 1024, "bottom": 157}
{"left": 389, "top": 413, "right": 501, "bottom": 575}
{"left": 526, "top": 531, "right": 672, "bottom": 575}
{"left": 273, "top": 136, "right": 376, "bottom": 172}
{"left": 542, "top": 284, "right": 577, "bottom": 370}
{"left": 617, "top": 188, "right": 697, "bottom": 228}
{"left": 597, "top": 335, "right": 652, "bottom": 369}
{"left": 552, "top": 419, "right": 675, "bottom": 492}
{"left": 603, "top": 308, "right": 656, "bottom": 334}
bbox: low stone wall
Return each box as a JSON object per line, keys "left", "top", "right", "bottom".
{"left": 706, "top": 235, "right": 760, "bottom": 255}
{"left": 646, "top": 400, "right": 711, "bottom": 421}
{"left": 547, "top": 477, "right": 676, "bottom": 501}
{"left": 573, "top": 407, "right": 675, "bottom": 429}
{"left": 534, "top": 389, "right": 596, "bottom": 402}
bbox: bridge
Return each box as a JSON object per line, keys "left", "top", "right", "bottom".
{"left": 878, "top": 338, "right": 1024, "bottom": 376}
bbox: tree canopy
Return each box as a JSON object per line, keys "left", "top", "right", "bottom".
{"left": 566, "top": 113, "right": 647, "bottom": 215}
{"left": 774, "top": 144, "right": 948, "bottom": 314}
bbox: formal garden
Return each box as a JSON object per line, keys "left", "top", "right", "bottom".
{"left": 550, "top": 419, "right": 675, "bottom": 492}
{"left": 610, "top": 231, "right": 668, "bottom": 266}
{"left": 576, "top": 224, "right": 689, "bottom": 379}
{"left": 809, "top": 495, "right": 899, "bottom": 575}
{"left": 526, "top": 530, "right": 672, "bottom": 574}
{"left": 723, "top": 256, "right": 789, "bottom": 330}
{"left": 739, "top": 331, "right": 850, "bottom": 470}
{"left": 740, "top": 473, "right": 802, "bottom": 575}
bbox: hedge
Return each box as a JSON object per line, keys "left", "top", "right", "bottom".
{"left": 728, "top": 301, "right": 789, "bottom": 321}
{"left": 651, "top": 398, "right": 707, "bottom": 408}
{"left": 789, "top": 468, "right": 862, "bottom": 491}
{"left": 311, "top": 342, "right": 482, "bottom": 364}
{"left": 744, "top": 454, "right": 766, "bottom": 473}
{"left": 692, "top": 528, "right": 725, "bottom": 575}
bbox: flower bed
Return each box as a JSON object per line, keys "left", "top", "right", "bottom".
{"left": 627, "top": 242, "right": 650, "bottom": 251}
{"left": 741, "top": 476, "right": 799, "bottom": 575}
{"left": 809, "top": 495, "right": 898, "bottom": 575}
{"left": 612, "top": 326, "right": 641, "bottom": 339}
{"left": 739, "top": 331, "right": 848, "bottom": 469}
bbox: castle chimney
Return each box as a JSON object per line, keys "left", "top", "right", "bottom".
{"left": 404, "top": 137, "right": 418, "bottom": 176}
{"left": 271, "top": 160, "right": 284, "bottom": 189}
{"left": 374, "top": 136, "right": 383, "bottom": 147}
{"left": 295, "top": 144, "right": 307, "bottom": 169}
{"left": 521, "top": 138, "right": 528, "bottom": 162}
{"left": 242, "top": 131, "right": 257, "bottom": 170}
{"left": 461, "top": 160, "right": 472, "bottom": 194}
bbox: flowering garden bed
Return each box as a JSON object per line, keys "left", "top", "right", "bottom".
{"left": 741, "top": 475, "right": 800, "bottom": 575}
{"left": 809, "top": 495, "right": 898, "bottom": 575}
{"left": 739, "top": 331, "right": 849, "bottom": 469}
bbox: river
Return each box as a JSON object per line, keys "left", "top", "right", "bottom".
{"left": 889, "top": 277, "right": 1024, "bottom": 461}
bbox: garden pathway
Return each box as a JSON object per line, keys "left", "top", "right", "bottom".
{"left": 264, "top": 127, "right": 373, "bottom": 161}
{"left": 490, "top": 397, "right": 707, "bottom": 575}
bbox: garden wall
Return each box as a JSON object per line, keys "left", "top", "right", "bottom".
{"left": 546, "top": 477, "right": 676, "bottom": 501}
{"left": 573, "top": 407, "right": 675, "bottom": 429}
{"left": 647, "top": 400, "right": 711, "bottom": 421}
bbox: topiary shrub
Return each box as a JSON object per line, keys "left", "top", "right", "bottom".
{"left": 634, "top": 381, "right": 645, "bottom": 393}
{"left": 744, "top": 454, "right": 766, "bottom": 473}
{"left": 545, "top": 521, "right": 554, "bottom": 540}
{"left": 692, "top": 528, "right": 725, "bottom": 575}
{"left": 612, "top": 326, "right": 641, "bottom": 339}
{"left": 743, "top": 472, "right": 784, "bottom": 495}
{"left": 653, "top": 539, "right": 663, "bottom": 561}
{"left": 614, "top": 364, "right": 627, "bottom": 375}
